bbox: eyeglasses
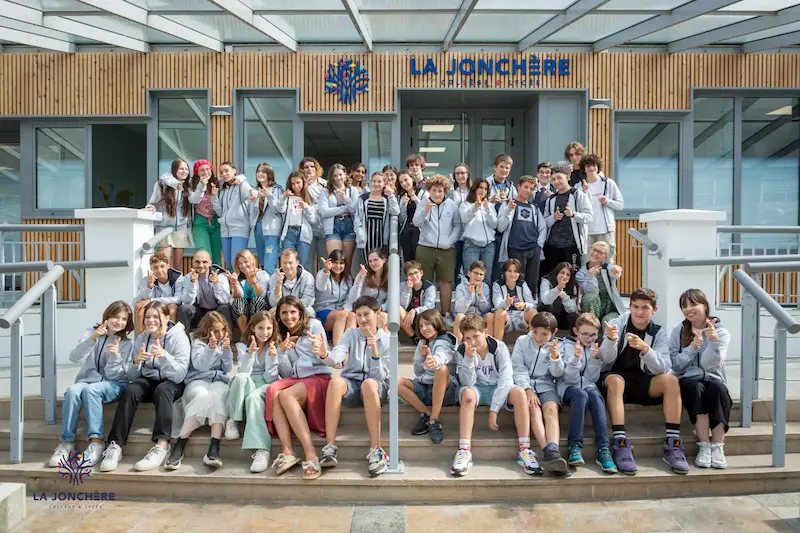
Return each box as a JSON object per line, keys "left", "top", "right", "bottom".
{"left": 578, "top": 332, "right": 599, "bottom": 340}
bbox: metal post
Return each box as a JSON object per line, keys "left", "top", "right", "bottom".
{"left": 10, "top": 320, "right": 24, "bottom": 464}
{"left": 385, "top": 216, "right": 404, "bottom": 474}
{"left": 739, "top": 291, "right": 757, "bottom": 428}
{"left": 772, "top": 323, "right": 787, "bottom": 468}
{"left": 41, "top": 284, "right": 57, "bottom": 425}
{"left": 753, "top": 275, "right": 760, "bottom": 400}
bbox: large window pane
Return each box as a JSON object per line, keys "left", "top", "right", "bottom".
{"left": 367, "top": 121, "right": 391, "bottom": 174}
{"left": 693, "top": 97, "right": 734, "bottom": 223}
{"left": 0, "top": 120, "right": 21, "bottom": 223}
{"left": 244, "top": 96, "right": 294, "bottom": 184}
{"left": 92, "top": 124, "right": 148, "bottom": 208}
{"left": 617, "top": 121, "right": 680, "bottom": 211}
{"left": 36, "top": 127, "right": 86, "bottom": 209}
{"left": 481, "top": 119, "right": 506, "bottom": 179}
{"left": 158, "top": 97, "right": 208, "bottom": 176}
{"left": 415, "top": 118, "right": 467, "bottom": 177}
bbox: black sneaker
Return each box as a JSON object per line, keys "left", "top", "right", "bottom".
{"left": 411, "top": 413, "right": 431, "bottom": 435}
{"left": 203, "top": 438, "right": 222, "bottom": 468}
{"left": 429, "top": 419, "right": 444, "bottom": 444}
{"left": 164, "top": 438, "right": 187, "bottom": 471}
{"left": 542, "top": 447, "right": 569, "bottom": 475}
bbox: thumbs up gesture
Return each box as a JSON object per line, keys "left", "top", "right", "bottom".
{"left": 280, "top": 333, "right": 298, "bottom": 351}
{"left": 147, "top": 270, "right": 156, "bottom": 289}
{"left": 564, "top": 205, "right": 574, "bottom": 218}
{"left": 366, "top": 331, "right": 379, "bottom": 357}
{"left": 190, "top": 268, "right": 199, "bottom": 283}
{"left": 248, "top": 335, "right": 258, "bottom": 354}
{"left": 222, "top": 332, "right": 231, "bottom": 351}
{"left": 582, "top": 179, "right": 589, "bottom": 193}
{"left": 108, "top": 337, "right": 121, "bottom": 355}
{"left": 268, "top": 341, "right": 277, "bottom": 357}
{"left": 604, "top": 321, "right": 618, "bottom": 341}
{"left": 507, "top": 198, "right": 516, "bottom": 211}
{"left": 310, "top": 332, "right": 326, "bottom": 357}
{"left": 548, "top": 339, "right": 559, "bottom": 359}
{"left": 554, "top": 206, "right": 564, "bottom": 221}
{"left": 209, "top": 270, "right": 219, "bottom": 285}
{"left": 151, "top": 338, "right": 165, "bottom": 358}
{"left": 591, "top": 342, "right": 600, "bottom": 359}
{"left": 358, "top": 264, "right": 368, "bottom": 280}
{"left": 705, "top": 319, "right": 719, "bottom": 343}
{"left": 134, "top": 343, "right": 149, "bottom": 364}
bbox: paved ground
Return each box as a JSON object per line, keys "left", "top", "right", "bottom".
{"left": 11, "top": 493, "right": 800, "bottom": 533}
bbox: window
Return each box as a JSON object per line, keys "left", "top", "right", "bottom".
{"left": 693, "top": 97, "right": 734, "bottom": 224}
{"left": 0, "top": 120, "right": 21, "bottom": 223}
{"left": 157, "top": 97, "right": 208, "bottom": 176}
{"left": 36, "top": 127, "right": 86, "bottom": 210}
{"left": 367, "top": 121, "right": 391, "bottom": 173}
{"left": 616, "top": 120, "right": 680, "bottom": 211}
{"left": 480, "top": 119, "right": 506, "bottom": 178}
{"left": 414, "top": 118, "right": 468, "bottom": 177}
{"left": 243, "top": 96, "right": 294, "bottom": 184}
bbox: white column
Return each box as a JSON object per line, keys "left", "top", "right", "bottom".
{"left": 639, "top": 209, "right": 726, "bottom": 330}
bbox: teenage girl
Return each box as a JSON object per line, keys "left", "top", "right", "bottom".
{"left": 349, "top": 162, "right": 367, "bottom": 193}
{"left": 450, "top": 163, "right": 471, "bottom": 284}
{"left": 227, "top": 249, "right": 270, "bottom": 334}
{"left": 398, "top": 169, "right": 421, "bottom": 262}
{"left": 319, "top": 163, "right": 358, "bottom": 270}
{"left": 147, "top": 158, "right": 193, "bottom": 267}
{"left": 212, "top": 161, "right": 256, "bottom": 269}
{"left": 490, "top": 258, "right": 538, "bottom": 341}
{"left": 382, "top": 165, "right": 398, "bottom": 195}
{"left": 539, "top": 262, "right": 580, "bottom": 331}
{"left": 459, "top": 178, "right": 497, "bottom": 283}
{"left": 188, "top": 159, "right": 222, "bottom": 266}
{"left": 252, "top": 162, "right": 285, "bottom": 274}
{"left": 315, "top": 249, "right": 353, "bottom": 346}
{"left": 278, "top": 170, "right": 319, "bottom": 268}
{"left": 354, "top": 172, "right": 400, "bottom": 264}
{"left": 346, "top": 248, "right": 388, "bottom": 330}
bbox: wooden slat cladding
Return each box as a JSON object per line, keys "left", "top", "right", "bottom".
{"left": 22, "top": 219, "right": 84, "bottom": 302}
{"left": 615, "top": 220, "right": 646, "bottom": 296}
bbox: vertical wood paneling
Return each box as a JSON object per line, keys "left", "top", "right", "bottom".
{"left": 615, "top": 220, "right": 646, "bottom": 295}
{"left": 22, "top": 219, "right": 84, "bottom": 302}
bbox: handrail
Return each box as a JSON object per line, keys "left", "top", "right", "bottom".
{"left": 670, "top": 255, "right": 800, "bottom": 267}
{"left": 733, "top": 270, "right": 800, "bottom": 334}
{"left": 0, "top": 224, "right": 85, "bottom": 232}
{"left": 58, "top": 260, "right": 130, "bottom": 270}
{"left": 744, "top": 261, "right": 800, "bottom": 274}
{"left": 385, "top": 215, "right": 403, "bottom": 474}
{"left": 627, "top": 228, "right": 661, "bottom": 255}
{"left": 141, "top": 227, "right": 175, "bottom": 255}
{"left": 718, "top": 225, "right": 800, "bottom": 234}
{"left": 0, "top": 266, "right": 65, "bottom": 329}
{"left": 0, "top": 261, "right": 54, "bottom": 273}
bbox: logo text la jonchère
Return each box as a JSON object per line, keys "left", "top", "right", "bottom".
{"left": 410, "top": 56, "right": 571, "bottom": 77}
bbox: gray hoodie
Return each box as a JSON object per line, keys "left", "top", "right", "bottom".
{"left": 149, "top": 173, "right": 191, "bottom": 231}
{"left": 459, "top": 200, "right": 498, "bottom": 248}
{"left": 575, "top": 263, "right": 625, "bottom": 316}
{"left": 669, "top": 319, "right": 729, "bottom": 383}
{"left": 251, "top": 184, "right": 285, "bottom": 238}
{"left": 453, "top": 281, "right": 491, "bottom": 315}
{"left": 234, "top": 270, "right": 270, "bottom": 299}
{"left": 212, "top": 175, "right": 255, "bottom": 238}
{"left": 413, "top": 197, "right": 461, "bottom": 250}
{"left": 585, "top": 177, "right": 624, "bottom": 233}
{"left": 557, "top": 337, "right": 603, "bottom": 399}
{"left": 69, "top": 328, "right": 131, "bottom": 384}
{"left": 413, "top": 333, "right": 458, "bottom": 385}
{"left": 492, "top": 280, "right": 536, "bottom": 310}
{"left": 277, "top": 193, "right": 320, "bottom": 245}
{"left": 184, "top": 337, "right": 234, "bottom": 384}
{"left": 354, "top": 192, "right": 400, "bottom": 249}
{"left": 318, "top": 186, "right": 359, "bottom": 236}
{"left": 399, "top": 280, "right": 436, "bottom": 314}
{"left": 485, "top": 174, "right": 518, "bottom": 201}
{"left": 128, "top": 323, "right": 191, "bottom": 384}
{"left": 511, "top": 333, "right": 562, "bottom": 395}
{"left": 266, "top": 266, "right": 316, "bottom": 316}
{"left": 134, "top": 268, "right": 184, "bottom": 306}
{"left": 543, "top": 188, "right": 594, "bottom": 255}
{"left": 539, "top": 278, "right": 578, "bottom": 313}
{"left": 325, "top": 327, "right": 389, "bottom": 384}
{"left": 179, "top": 269, "right": 233, "bottom": 307}
{"left": 456, "top": 336, "right": 513, "bottom": 412}
{"left": 276, "top": 318, "right": 332, "bottom": 379}
{"left": 315, "top": 271, "right": 353, "bottom": 312}
{"left": 235, "top": 342, "right": 280, "bottom": 384}
{"left": 598, "top": 312, "right": 671, "bottom": 376}
{"left": 348, "top": 276, "right": 388, "bottom": 312}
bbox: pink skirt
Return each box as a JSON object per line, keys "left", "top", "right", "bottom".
{"left": 265, "top": 374, "right": 331, "bottom": 438}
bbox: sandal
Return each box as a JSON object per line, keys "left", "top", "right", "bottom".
{"left": 302, "top": 457, "right": 321, "bottom": 480}
{"left": 271, "top": 453, "right": 301, "bottom": 476}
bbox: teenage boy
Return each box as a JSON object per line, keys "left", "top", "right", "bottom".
{"left": 565, "top": 141, "right": 587, "bottom": 187}
{"left": 452, "top": 314, "right": 538, "bottom": 477}
{"left": 542, "top": 166, "right": 593, "bottom": 275}
{"left": 453, "top": 260, "right": 492, "bottom": 343}
{"left": 497, "top": 175, "right": 548, "bottom": 297}
{"left": 177, "top": 250, "right": 234, "bottom": 331}
{"left": 558, "top": 313, "right": 617, "bottom": 473}
{"left": 512, "top": 311, "right": 569, "bottom": 475}
{"left": 598, "top": 287, "right": 689, "bottom": 475}
{"left": 266, "top": 248, "right": 316, "bottom": 317}
{"left": 580, "top": 154, "right": 624, "bottom": 263}
{"left": 321, "top": 296, "right": 390, "bottom": 477}
{"left": 413, "top": 174, "right": 461, "bottom": 320}
{"left": 486, "top": 153, "right": 518, "bottom": 203}
{"left": 399, "top": 261, "right": 437, "bottom": 339}
{"left": 533, "top": 162, "right": 554, "bottom": 213}
{"left": 407, "top": 153, "right": 426, "bottom": 189}
{"left": 135, "top": 251, "right": 183, "bottom": 332}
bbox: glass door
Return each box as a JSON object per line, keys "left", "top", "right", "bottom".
{"left": 475, "top": 115, "right": 511, "bottom": 178}
{"left": 412, "top": 115, "right": 468, "bottom": 177}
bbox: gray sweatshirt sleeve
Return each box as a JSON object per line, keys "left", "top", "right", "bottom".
{"left": 213, "top": 275, "right": 233, "bottom": 305}
{"left": 496, "top": 202, "right": 513, "bottom": 233}
{"left": 605, "top": 179, "right": 624, "bottom": 211}
{"left": 69, "top": 329, "right": 98, "bottom": 364}
{"left": 103, "top": 339, "right": 132, "bottom": 382}
{"left": 135, "top": 277, "right": 154, "bottom": 304}
{"left": 459, "top": 202, "right": 478, "bottom": 225}
{"left": 492, "top": 283, "right": 506, "bottom": 310}
{"left": 598, "top": 315, "right": 623, "bottom": 365}
{"left": 477, "top": 283, "right": 492, "bottom": 313}
{"left": 521, "top": 282, "right": 536, "bottom": 309}
{"left": 399, "top": 283, "right": 411, "bottom": 310}
{"left": 412, "top": 343, "right": 426, "bottom": 378}
{"left": 190, "top": 338, "right": 221, "bottom": 372}
{"left": 669, "top": 324, "right": 697, "bottom": 375}
{"left": 347, "top": 276, "right": 365, "bottom": 309}
{"left": 575, "top": 266, "right": 599, "bottom": 295}
{"left": 511, "top": 337, "right": 532, "bottom": 390}
{"left": 236, "top": 343, "right": 254, "bottom": 376}
{"left": 485, "top": 203, "right": 499, "bottom": 230}
{"left": 491, "top": 344, "right": 514, "bottom": 412}
{"left": 457, "top": 351, "right": 477, "bottom": 387}
{"left": 412, "top": 199, "right": 430, "bottom": 229}
{"left": 419, "top": 284, "right": 436, "bottom": 314}
{"left": 701, "top": 325, "right": 729, "bottom": 374}
{"left": 641, "top": 328, "right": 672, "bottom": 375}
{"left": 300, "top": 272, "right": 316, "bottom": 311}
{"left": 276, "top": 346, "right": 294, "bottom": 378}
{"left": 387, "top": 194, "right": 400, "bottom": 216}
{"left": 181, "top": 278, "right": 197, "bottom": 306}
{"left": 159, "top": 333, "right": 191, "bottom": 383}
{"left": 432, "top": 342, "right": 454, "bottom": 369}
{"left": 549, "top": 349, "right": 565, "bottom": 378}
{"left": 562, "top": 343, "right": 582, "bottom": 385}
{"left": 571, "top": 190, "right": 593, "bottom": 225}
{"left": 369, "top": 334, "right": 390, "bottom": 383}
{"left": 188, "top": 181, "right": 206, "bottom": 204}
{"left": 537, "top": 207, "right": 548, "bottom": 252}
{"left": 539, "top": 279, "right": 559, "bottom": 305}
{"left": 453, "top": 283, "right": 471, "bottom": 315}
{"left": 265, "top": 352, "right": 279, "bottom": 383}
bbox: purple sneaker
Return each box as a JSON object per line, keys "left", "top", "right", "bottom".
{"left": 663, "top": 437, "right": 689, "bottom": 475}
{"left": 612, "top": 437, "right": 637, "bottom": 475}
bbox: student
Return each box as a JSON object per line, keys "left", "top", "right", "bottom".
{"left": 346, "top": 249, "right": 389, "bottom": 330}
{"left": 134, "top": 251, "right": 183, "bottom": 333}
{"left": 278, "top": 170, "right": 319, "bottom": 269}
{"left": 669, "top": 289, "right": 731, "bottom": 469}
{"left": 453, "top": 260, "right": 492, "bottom": 344}
{"left": 490, "top": 259, "right": 538, "bottom": 342}
{"left": 48, "top": 301, "right": 134, "bottom": 468}
{"left": 267, "top": 248, "right": 316, "bottom": 318}
{"left": 398, "top": 169, "right": 422, "bottom": 262}
{"left": 413, "top": 174, "right": 461, "bottom": 320}
{"left": 299, "top": 157, "right": 328, "bottom": 273}
{"left": 188, "top": 159, "right": 222, "bottom": 266}
{"left": 146, "top": 158, "right": 193, "bottom": 268}
{"left": 486, "top": 153, "right": 518, "bottom": 203}
{"left": 406, "top": 153, "right": 426, "bottom": 189}
{"left": 382, "top": 164, "right": 398, "bottom": 194}
{"left": 348, "top": 162, "right": 368, "bottom": 193}
{"left": 581, "top": 154, "right": 624, "bottom": 263}
{"left": 497, "top": 175, "right": 547, "bottom": 294}
{"left": 452, "top": 314, "right": 538, "bottom": 477}
{"left": 166, "top": 311, "right": 233, "bottom": 470}
{"left": 511, "top": 312, "right": 569, "bottom": 474}
{"left": 228, "top": 249, "right": 270, "bottom": 334}
{"left": 319, "top": 163, "right": 359, "bottom": 271}
{"left": 227, "top": 311, "right": 281, "bottom": 473}
{"left": 539, "top": 262, "right": 580, "bottom": 332}
{"left": 267, "top": 296, "right": 331, "bottom": 480}
{"left": 460, "top": 178, "right": 497, "bottom": 284}
{"left": 450, "top": 162, "right": 471, "bottom": 284}
{"left": 542, "top": 166, "right": 593, "bottom": 274}
{"left": 354, "top": 171, "right": 400, "bottom": 264}
{"left": 399, "top": 260, "right": 436, "bottom": 340}
{"left": 532, "top": 162, "right": 554, "bottom": 213}
{"left": 251, "top": 162, "right": 284, "bottom": 274}
{"left": 565, "top": 141, "right": 587, "bottom": 187}
{"left": 315, "top": 249, "right": 353, "bottom": 346}
{"left": 398, "top": 309, "right": 459, "bottom": 444}
{"left": 576, "top": 241, "right": 625, "bottom": 325}
{"left": 99, "top": 301, "right": 190, "bottom": 472}
{"left": 177, "top": 250, "right": 234, "bottom": 332}
{"left": 598, "top": 287, "right": 689, "bottom": 475}
{"left": 212, "top": 161, "right": 256, "bottom": 269}
{"left": 320, "top": 296, "right": 390, "bottom": 476}
{"left": 558, "top": 313, "right": 617, "bottom": 473}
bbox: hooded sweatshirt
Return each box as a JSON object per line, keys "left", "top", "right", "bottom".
{"left": 315, "top": 271, "right": 353, "bottom": 312}
{"left": 485, "top": 174, "right": 518, "bottom": 201}
{"left": 453, "top": 281, "right": 492, "bottom": 315}
{"left": 149, "top": 173, "right": 191, "bottom": 230}
{"left": 318, "top": 186, "right": 359, "bottom": 236}
{"left": 413, "top": 333, "right": 457, "bottom": 385}
{"left": 575, "top": 262, "right": 626, "bottom": 316}
{"left": 184, "top": 337, "right": 234, "bottom": 384}
{"left": 557, "top": 337, "right": 603, "bottom": 399}
{"left": 456, "top": 336, "right": 513, "bottom": 412}
{"left": 348, "top": 276, "right": 388, "bottom": 312}
{"left": 598, "top": 312, "right": 671, "bottom": 376}
{"left": 69, "top": 329, "right": 131, "bottom": 384}
{"left": 492, "top": 280, "right": 536, "bottom": 311}
{"left": 251, "top": 184, "right": 285, "bottom": 238}
{"left": 134, "top": 268, "right": 184, "bottom": 306}
{"left": 266, "top": 266, "right": 316, "bottom": 316}
{"left": 496, "top": 198, "right": 547, "bottom": 263}
{"left": 179, "top": 266, "right": 233, "bottom": 308}
{"left": 277, "top": 193, "right": 319, "bottom": 245}
{"left": 276, "top": 318, "right": 332, "bottom": 379}
{"left": 511, "top": 333, "right": 563, "bottom": 394}
{"left": 235, "top": 270, "right": 270, "bottom": 300}
{"left": 212, "top": 175, "right": 255, "bottom": 238}
{"left": 128, "top": 322, "right": 191, "bottom": 384}
{"left": 399, "top": 280, "right": 436, "bottom": 314}
{"left": 459, "top": 200, "right": 498, "bottom": 248}
{"left": 669, "top": 319, "right": 729, "bottom": 383}
{"left": 354, "top": 192, "right": 400, "bottom": 250}
{"left": 413, "top": 196, "right": 461, "bottom": 250}
{"left": 539, "top": 278, "right": 578, "bottom": 313}
{"left": 543, "top": 187, "right": 593, "bottom": 255}
{"left": 236, "top": 342, "right": 279, "bottom": 384}
{"left": 325, "top": 327, "right": 389, "bottom": 384}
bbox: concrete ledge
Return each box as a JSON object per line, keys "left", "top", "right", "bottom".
{"left": 0, "top": 482, "right": 25, "bottom": 532}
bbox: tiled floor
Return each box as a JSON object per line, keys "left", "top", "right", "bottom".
{"left": 11, "top": 493, "right": 800, "bottom": 533}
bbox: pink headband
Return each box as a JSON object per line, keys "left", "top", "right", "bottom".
{"left": 193, "top": 160, "right": 213, "bottom": 175}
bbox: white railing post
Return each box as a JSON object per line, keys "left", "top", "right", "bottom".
{"left": 10, "top": 320, "right": 24, "bottom": 464}
{"left": 739, "top": 290, "right": 758, "bottom": 428}
{"left": 385, "top": 215, "right": 404, "bottom": 474}
{"left": 773, "top": 323, "right": 788, "bottom": 467}
{"left": 41, "top": 284, "right": 58, "bottom": 425}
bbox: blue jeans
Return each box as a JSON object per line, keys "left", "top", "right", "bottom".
{"left": 462, "top": 240, "right": 495, "bottom": 283}
{"left": 60, "top": 381, "right": 125, "bottom": 442}
{"left": 262, "top": 235, "right": 281, "bottom": 275}
{"left": 453, "top": 240, "right": 464, "bottom": 284}
{"left": 562, "top": 385, "right": 610, "bottom": 450}
{"left": 281, "top": 227, "right": 311, "bottom": 267}
{"left": 222, "top": 236, "right": 250, "bottom": 269}
{"left": 254, "top": 229, "right": 264, "bottom": 268}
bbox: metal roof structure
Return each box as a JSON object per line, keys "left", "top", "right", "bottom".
{"left": 0, "top": 0, "right": 799, "bottom": 54}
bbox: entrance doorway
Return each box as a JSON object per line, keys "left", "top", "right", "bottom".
{"left": 303, "top": 121, "right": 361, "bottom": 171}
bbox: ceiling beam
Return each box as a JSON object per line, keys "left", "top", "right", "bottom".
{"left": 42, "top": 16, "right": 149, "bottom": 52}
{"left": 743, "top": 29, "right": 800, "bottom": 53}
{"left": 341, "top": 0, "right": 373, "bottom": 51}
{"left": 443, "top": 0, "right": 479, "bottom": 52}
{"left": 206, "top": 0, "right": 297, "bottom": 51}
{"left": 0, "top": 0, "right": 42, "bottom": 25}
{"left": 0, "top": 25, "right": 74, "bottom": 53}
{"left": 593, "top": 0, "right": 741, "bottom": 52}
{"left": 518, "top": 0, "right": 610, "bottom": 51}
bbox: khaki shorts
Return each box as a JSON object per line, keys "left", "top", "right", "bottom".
{"left": 416, "top": 245, "right": 457, "bottom": 282}
{"left": 159, "top": 228, "right": 195, "bottom": 249}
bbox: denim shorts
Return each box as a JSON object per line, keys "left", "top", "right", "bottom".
{"left": 458, "top": 383, "right": 513, "bottom": 411}
{"left": 342, "top": 377, "right": 389, "bottom": 408}
{"left": 326, "top": 216, "right": 356, "bottom": 242}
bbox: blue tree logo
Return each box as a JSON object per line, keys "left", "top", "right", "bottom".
{"left": 324, "top": 59, "right": 369, "bottom": 105}
{"left": 58, "top": 452, "right": 93, "bottom": 486}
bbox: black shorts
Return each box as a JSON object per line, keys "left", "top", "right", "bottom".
{"left": 599, "top": 371, "right": 663, "bottom": 406}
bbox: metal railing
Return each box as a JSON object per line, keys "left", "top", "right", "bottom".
{"left": 385, "top": 214, "right": 404, "bottom": 474}
{"left": 141, "top": 227, "right": 175, "bottom": 256}
{"left": 627, "top": 227, "right": 660, "bottom": 284}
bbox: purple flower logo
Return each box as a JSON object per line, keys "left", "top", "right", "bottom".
{"left": 58, "top": 451, "right": 92, "bottom": 486}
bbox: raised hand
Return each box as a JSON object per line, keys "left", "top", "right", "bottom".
{"left": 176, "top": 183, "right": 184, "bottom": 192}
{"left": 147, "top": 270, "right": 156, "bottom": 289}
{"left": 691, "top": 329, "right": 703, "bottom": 350}
{"left": 467, "top": 283, "right": 475, "bottom": 294}
{"left": 465, "top": 341, "right": 478, "bottom": 358}
{"left": 310, "top": 332, "right": 326, "bottom": 357}
{"left": 582, "top": 179, "right": 589, "bottom": 193}
{"left": 554, "top": 207, "right": 564, "bottom": 221}
{"left": 249, "top": 189, "right": 258, "bottom": 202}
{"left": 425, "top": 199, "right": 435, "bottom": 213}
{"left": 626, "top": 333, "right": 647, "bottom": 352}
{"left": 268, "top": 341, "right": 277, "bottom": 357}
{"left": 564, "top": 205, "right": 574, "bottom": 218}
{"left": 92, "top": 321, "right": 108, "bottom": 341}
{"left": 276, "top": 269, "right": 286, "bottom": 286}
{"left": 151, "top": 338, "right": 165, "bottom": 358}
{"left": 406, "top": 278, "right": 414, "bottom": 290}
{"left": 209, "top": 270, "right": 219, "bottom": 284}
{"left": 324, "top": 259, "right": 333, "bottom": 274}
{"left": 505, "top": 295, "right": 513, "bottom": 308}
{"left": 599, "top": 195, "right": 608, "bottom": 205}
{"left": 358, "top": 264, "right": 368, "bottom": 280}
{"left": 280, "top": 333, "right": 298, "bottom": 351}
{"left": 588, "top": 264, "right": 601, "bottom": 277}
{"left": 247, "top": 335, "right": 259, "bottom": 354}
{"left": 591, "top": 343, "right": 600, "bottom": 359}
{"left": 190, "top": 268, "right": 199, "bottom": 283}
{"left": 574, "top": 342, "right": 583, "bottom": 359}
{"left": 208, "top": 182, "right": 218, "bottom": 196}
{"left": 507, "top": 198, "right": 516, "bottom": 211}
{"left": 705, "top": 319, "right": 719, "bottom": 343}
{"left": 134, "top": 344, "right": 149, "bottom": 365}
{"left": 209, "top": 330, "right": 218, "bottom": 350}
{"left": 610, "top": 265, "right": 623, "bottom": 278}
{"left": 366, "top": 332, "right": 379, "bottom": 357}
{"left": 108, "top": 337, "right": 121, "bottom": 355}
{"left": 548, "top": 339, "right": 559, "bottom": 359}
{"left": 604, "top": 321, "right": 618, "bottom": 341}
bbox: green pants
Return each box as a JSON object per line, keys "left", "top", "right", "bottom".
{"left": 581, "top": 292, "right": 620, "bottom": 326}
{"left": 193, "top": 214, "right": 222, "bottom": 266}
{"left": 228, "top": 374, "right": 271, "bottom": 451}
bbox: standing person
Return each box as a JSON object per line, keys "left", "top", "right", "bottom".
{"left": 188, "top": 159, "right": 222, "bottom": 266}
{"left": 99, "top": 301, "right": 190, "bottom": 473}
{"left": 299, "top": 157, "right": 328, "bottom": 273}
{"left": 354, "top": 172, "right": 400, "bottom": 264}
{"left": 349, "top": 162, "right": 367, "bottom": 193}
{"left": 319, "top": 163, "right": 358, "bottom": 272}
{"left": 48, "top": 301, "right": 134, "bottom": 468}
{"left": 565, "top": 141, "right": 587, "bottom": 187}
{"left": 460, "top": 178, "right": 497, "bottom": 283}
{"left": 266, "top": 248, "right": 316, "bottom": 318}
{"left": 539, "top": 262, "right": 580, "bottom": 332}
{"left": 532, "top": 163, "right": 554, "bottom": 213}
{"left": 166, "top": 311, "right": 233, "bottom": 470}
{"left": 581, "top": 154, "right": 624, "bottom": 263}
{"left": 177, "top": 250, "right": 234, "bottom": 332}
{"left": 251, "top": 162, "right": 284, "bottom": 274}
{"left": 227, "top": 249, "right": 270, "bottom": 335}
{"left": 450, "top": 163, "right": 471, "bottom": 285}
{"left": 398, "top": 169, "right": 422, "bottom": 262}
{"left": 542, "top": 166, "right": 593, "bottom": 275}
{"left": 278, "top": 170, "right": 319, "bottom": 270}
{"left": 576, "top": 241, "right": 625, "bottom": 326}
{"left": 316, "top": 249, "right": 353, "bottom": 346}
{"left": 134, "top": 252, "right": 183, "bottom": 333}
{"left": 486, "top": 153, "right": 517, "bottom": 203}
{"left": 406, "top": 153, "right": 427, "bottom": 189}
{"left": 346, "top": 249, "right": 389, "bottom": 330}
{"left": 212, "top": 161, "right": 255, "bottom": 269}
{"left": 490, "top": 259, "right": 538, "bottom": 342}
{"left": 146, "top": 158, "right": 193, "bottom": 268}
{"left": 670, "top": 289, "right": 732, "bottom": 469}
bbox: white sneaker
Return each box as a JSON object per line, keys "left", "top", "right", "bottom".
{"left": 450, "top": 448, "right": 473, "bottom": 477}
{"left": 695, "top": 441, "right": 712, "bottom": 468}
{"left": 98, "top": 441, "right": 122, "bottom": 472}
{"left": 48, "top": 441, "right": 75, "bottom": 468}
{"left": 224, "top": 419, "right": 240, "bottom": 440}
{"left": 517, "top": 447, "right": 541, "bottom": 475}
{"left": 367, "top": 447, "right": 388, "bottom": 477}
{"left": 250, "top": 449, "right": 270, "bottom": 473}
{"left": 134, "top": 444, "right": 169, "bottom": 472}
{"left": 83, "top": 442, "right": 106, "bottom": 467}
{"left": 710, "top": 442, "right": 727, "bottom": 469}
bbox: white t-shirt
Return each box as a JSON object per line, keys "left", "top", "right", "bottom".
{"left": 586, "top": 179, "right": 608, "bottom": 235}
{"left": 474, "top": 352, "right": 499, "bottom": 386}
{"left": 286, "top": 197, "right": 304, "bottom": 227}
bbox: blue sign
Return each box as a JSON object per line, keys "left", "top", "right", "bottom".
{"left": 410, "top": 55, "right": 570, "bottom": 87}
{"left": 325, "top": 59, "right": 369, "bottom": 105}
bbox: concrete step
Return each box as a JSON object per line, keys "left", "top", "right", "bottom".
{"left": 2, "top": 452, "right": 800, "bottom": 504}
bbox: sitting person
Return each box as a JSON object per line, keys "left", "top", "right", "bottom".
{"left": 315, "top": 249, "right": 353, "bottom": 346}
{"left": 346, "top": 248, "right": 389, "bottom": 330}
{"left": 177, "top": 250, "right": 234, "bottom": 332}
{"left": 134, "top": 252, "right": 182, "bottom": 333}
{"left": 490, "top": 258, "right": 538, "bottom": 342}
{"left": 539, "top": 262, "right": 579, "bottom": 332}
{"left": 453, "top": 260, "right": 491, "bottom": 343}
{"left": 399, "top": 260, "right": 437, "bottom": 340}
{"left": 669, "top": 289, "right": 731, "bottom": 470}
{"left": 598, "top": 287, "right": 688, "bottom": 476}
{"left": 227, "top": 249, "right": 270, "bottom": 334}
{"left": 575, "top": 241, "right": 625, "bottom": 326}
{"left": 266, "top": 248, "right": 316, "bottom": 318}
